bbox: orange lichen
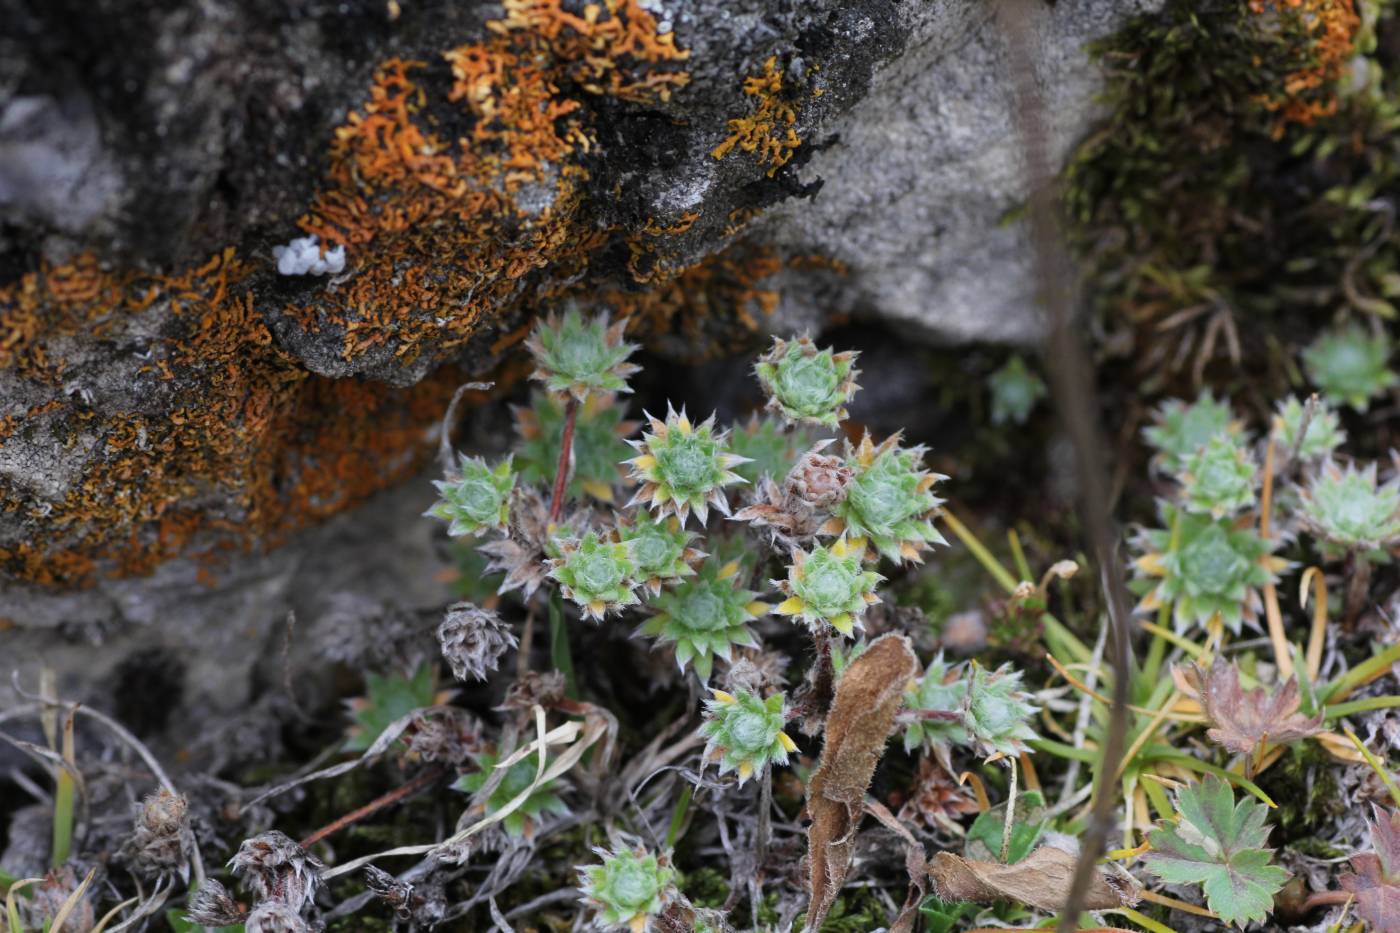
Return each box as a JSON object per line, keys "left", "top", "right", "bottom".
{"left": 1250, "top": 0, "right": 1360, "bottom": 133}
{"left": 712, "top": 56, "right": 803, "bottom": 176}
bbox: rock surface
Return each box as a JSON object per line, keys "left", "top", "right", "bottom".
{"left": 0, "top": 0, "right": 1155, "bottom": 718}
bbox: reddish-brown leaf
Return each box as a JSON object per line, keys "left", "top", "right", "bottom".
{"left": 804, "top": 633, "right": 918, "bottom": 932}
{"left": 1177, "top": 660, "right": 1322, "bottom": 756}
{"left": 1341, "top": 805, "right": 1400, "bottom": 932}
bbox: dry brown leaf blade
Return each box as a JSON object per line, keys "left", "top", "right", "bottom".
{"left": 804, "top": 633, "right": 917, "bottom": 932}
{"left": 928, "top": 842, "right": 1141, "bottom": 913}
{"left": 864, "top": 799, "right": 927, "bottom": 933}
{"left": 1179, "top": 660, "right": 1322, "bottom": 756}
{"left": 1341, "top": 804, "right": 1400, "bottom": 932}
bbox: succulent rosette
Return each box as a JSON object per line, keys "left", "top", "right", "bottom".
{"left": 1272, "top": 396, "right": 1345, "bottom": 463}
{"left": 1298, "top": 460, "right": 1400, "bottom": 559}
{"left": 639, "top": 558, "right": 766, "bottom": 681}
{"left": 577, "top": 845, "right": 676, "bottom": 933}
{"left": 698, "top": 688, "right": 797, "bottom": 783}
{"left": 1179, "top": 433, "right": 1257, "bottom": 518}
{"left": 547, "top": 530, "right": 640, "bottom": 621}
{"left": 1143, "top": 392, "right": 1244, "bottom": 475}
{"left": 615, "top": 511, "right": 704, "bottom": 596}
{"left": 753, "top": 334, "right": 861, "bottom": 428}
{"left": 426, "top": 455, "right": 515, "bottom": 538}
{"left": 826, "top": 432, "right": 946, "bottom": 563}
{"left": 1132, "top": 502, "right": 1288, "bottom": 634}
{"left": 513, "top": 391, "right": 636, "bottom": 503}
{"left": 987, "top": 354, "right": 1047, "bottom": 426}
{"left": 903, "top": 654, "right": 972, "bottom": 754}
{"left": 903, "top": 656, "right": 1038, "bottom": 762}
{"left": 1302, "top": 323, "right": 1397, "bottom": 412}
{"left": 774, "top": 537, "right": 882, "bottom": 637}
{"left": 624, "top": 406, "right": 749, "bottom": 526}
{"left": 525, "top": 308, "right": 640, "bottom": 401}
{"left": 454, "top": 750, "right": 567, "bottom": 839}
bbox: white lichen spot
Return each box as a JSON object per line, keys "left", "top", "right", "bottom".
{"left": 272, "top": 234, "right": 346, "bottom": 276}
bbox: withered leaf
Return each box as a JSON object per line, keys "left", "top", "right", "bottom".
{"left": 1177, "top": 659, "right": 1322, "bottom": 756}
{"left": 804, "top": 633, "right": 918, "bottom": 932}
{"left": 929, "top": 841, "right": 1141, "bottom": 913}
{"left": 864, "top": 799, "right": 927, "bottom": 933}
{"left": 1341, "top": 804, "right": 1400, "bottom": 932}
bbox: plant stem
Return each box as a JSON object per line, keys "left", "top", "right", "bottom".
{"left": 664, "top": 783, "right": 694, "bottom": 850}
{"left": 549, "top": 590, "right": 578, "bottom": 698}
{"left": 547, "top": 396, "right": 580, "bottom": 525}
{"left": 300, "top": 765, "right": 446, "bottom": 850}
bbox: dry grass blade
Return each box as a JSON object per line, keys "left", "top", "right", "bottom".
{"left": 803, "top": 633, "right": 917, "bottom": 931}
{"left": 992, "top": 3, "right": 1136, "bottom": 930}
{"left": 47, "top": 866, "right": 97, "bottom": 933}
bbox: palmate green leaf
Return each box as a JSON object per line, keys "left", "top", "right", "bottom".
{"left": 1141, "top": 773, "right": 1288, "bottom": 927}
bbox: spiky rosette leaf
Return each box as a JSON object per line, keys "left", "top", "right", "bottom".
{"left": 1143, "top": 392, "right": 1244, "bottom": 475}
{"left": 1180, "top": 434, "right": 1258, "bottom": 518}
{"left": 577, "top": 845, "right": 676, "bottom": 933}
{"left": 962, "top": 662, "right": 1039, "bottom": 758}
{"left": 426, "top": 455, "right": 514, "bottom": 538}
{"left": 616, "top": 511, "right": 704, "bottom": 596}
{"left": 639, "top": 559, "right": 765, "bottom": 682}
{"left": 454, "top": 750, "right": 568, "bottom": 838}
{"left": 827, "top": 432, "right": 947, "bottom": 563}
{"left": 525, "top": 308, "right": 639, "bottom": 401}
{"left": 547, "top": 530, "right": 640, "bottom": 621}
{"left": 774, "top": 537, "right": 882, "bottom": 637}
{"left": 699, "top": 688, "right": 797, "bottom": 784}
{"left": 987, "top": 355, "right": 1047, "bottom": 426}
{"left": 1298, "top": 460, "right": 1400, "bottom": 558}
{"left": 1302, "top": 323, "right": 1397, "bottom": 412}
{"left": 903, "top": 654, "right": 971, "bottom": 755}
{"left": 1273, "top": 397, "right": 1345, "bottom": 464}
{"left": 728, "top": 415, "right": 816, "bottom": 485}
{"left": 753, "top": 335, "right": 860, "bottom": 428}
{"left": 513, "top": 392, "right": 636, "bottom": 503}
{"left": 625, "top": 407, "right": 749, "bottom": 526}
{"left": 1132, "top": 502, "right": 1288, "bottom": 635}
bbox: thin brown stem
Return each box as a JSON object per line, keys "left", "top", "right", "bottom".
{"left": 547, "top": 396, "right": 580, "bottom": 524}
{"left": 1302, "top": 890, "right": 1353, "bottom": 912}
{"left": 300, "top": 765, "right": 446, "bottom": 850}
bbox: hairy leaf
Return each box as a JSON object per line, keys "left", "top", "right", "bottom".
{"left": 1142, "top": 773, "right": 1289, "bottom": 927}
{"left": 1178, "top": 660, "right": 1322, "bottom": 756}
{"left": 1340, "top": 804, "right": 1400, "bottom": 932}
{"left": 804, "top": 633, "right": 917, "bottom": 931}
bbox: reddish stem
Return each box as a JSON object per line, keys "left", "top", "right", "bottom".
{"left": 547, "top": 396, "right": 580, "bottom": 524}
{"left": 299, "top": 765, "right": 445, "bottom": 849}
{"left": 1301, "top": 890, "right": 1353, "bottom": 913}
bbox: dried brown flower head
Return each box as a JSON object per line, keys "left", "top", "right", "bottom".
{"left": 229, "top": 830, "right": 324, "bottom": 911}
{"left": 501, "top": 669, "right": 568, "bottom": 711}
{"left": 120, "top": 788, "right": 193, "bottom": 880}
{"left": 186, "top": 878, "right": 248, "bottom": 927}
{"left": 403, "top": 706, "right": 484, "bottom": 765}
{"left": 897, "top": 756, "right": 980, "bottom": 833}
{"left": 244, "top": 899, "right": 310, "bottom": 933}
{"left": 438, "top": 602, "right": 517, "bottom": 682}
{"left": 785, "top": 443, "right": 852, "bottom": 511}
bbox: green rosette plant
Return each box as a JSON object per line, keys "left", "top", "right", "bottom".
{"left": 625, "top": 407, "right": 749, "bottom": 525}
{"left": 827, "top": 432, "right": 946, "bottom": 564}
{"left": 615, "top": 511, "right": 704, "bottom": 596}
{"left": 774, "top": 537, "right": 882, "bottom": 637}
{"left": 1143, "top": 392, "right": 1243, "bottom": 474}
{"left": 525, "top": 308, "right": 640, "bottom": 401}
{"left": 962, "top": 662, "right": 1040, "bottom": 759}
{"left": 1302, "top": 323, "right": 1397, "bottom": 412}
{"left": 987, "top": 355, "right": 1047, "bottom": 426}
{"left": 426, "top": 455, "right": 515, "bottom": 538}
{"left": 1298, "top": 460, "right": 1400, "bottom": 559}
{"left": 513, "top": 392, "right": 636, "bottom": 503}
{"left": 753, "top": 335, "right": 860, "bottom": 428}
{"left": 698, "top": 688, "right": 797, "bottom": 784}
{"left": 547, "top": 530, "right": 640, "bottom": 621}
{"left": 1132, "top": 502, "right": 1288, "bottom": 634}
{"left": 903, "top": 654, "right": 971, "bottom": 755}
{"left": 1273, "top": 396, "right": 1345, "bottom": 463}
{"left": 1180, "top": 433, "right": 1257, "bottom": 518}
{"left": 903, "top": 657, "right": 1038, "bottom": 761}
{"left": 577, "top": 845, "right": 676, "bottom": 933}
{"left": 454, "top": 750, "right": 567, "bottom": 839}
{"left": 639, "top": 558, "right": 766, "bottom": 681}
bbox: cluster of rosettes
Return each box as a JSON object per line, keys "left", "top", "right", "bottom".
{"left": 639, "top": 558, "right": 765, "bottom": 682}
{"left": 753, "top": 335, "right": 861, "bottom": 428}
{"left": 699, "top": 688, "right": 797, "bottom": 783}
{"left": 774, "top": 537, "right": 881, "bottom": 637}
{"left": 578, "top": 845, "right": 676, "bottom": 932}
{"left": 525, "top": 308, "right": 640, "bottom": 401}
{"left": 426, "top": 455, "right": 515, "bottom": 537}
{"left": 903, "top": 656, "right": 1039, "bottom": 764}
{"left": 826, "top": 432, "right": 947, "bottom": 563}
{"left": 1302, "top": 323, "right": 1397, "bottom": 412}
{"left": 625, "top": 407, "right": 749, "bottom": 526}
{"left": 547, "top": 530, "right": 641, "bottom": 621}
{"left": 1132, "top": 502, "right": 1287, "bottom": 634}
{"left": 1298, "top": 461, "right": 1400, "bottom": 559}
